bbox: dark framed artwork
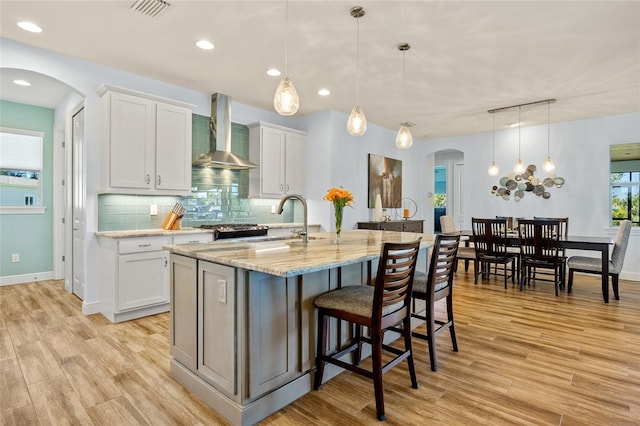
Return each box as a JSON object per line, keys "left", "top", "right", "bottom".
{"left": 368, "top": 154, "right": 402, "bottom": 208}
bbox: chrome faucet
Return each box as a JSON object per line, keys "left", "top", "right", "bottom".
{"left": 277, "top": 194, "right": 308, "bottom": 243}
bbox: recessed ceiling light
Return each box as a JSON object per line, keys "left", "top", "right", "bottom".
{"left": 195, "top": 40, "right": 214, "bottom": 50}
{"left": 17, "top": 21, "right": 42, "bottom": 33}
{"left": 318, "top": 89, "right": 330, "bottom": 96}
{"left": 266, "top": 68, "right": 281, "bottom": 77}
{"left": 13, "top": 79, "right": 31, "bottom": 87}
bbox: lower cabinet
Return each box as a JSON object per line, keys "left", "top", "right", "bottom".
{"left": 170, "top": 255, "right": 197, "bottom": 370}
{"left": 118, "top": 250, "right": 169, "bottom": 311}
{"left": 357, "top": 220, "right": 424, "bottom": 233}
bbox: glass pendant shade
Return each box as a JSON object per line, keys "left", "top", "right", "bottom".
{"left": 542, "top": 156, "right": 555, "bottom": 172}
{"left": 273, "top": 77, "right": 299, "bottom": 116}
{"left": 514, "top": 159, "right": 526, "bottom": 175}
{"left": 488, "top": 161, "right": 500, "bottom": 176}
{"left": 347, "top": 105, "right": 367, "bottom": 136}
{"left": 395, "top": 124, "right": 413, "bottom": 149}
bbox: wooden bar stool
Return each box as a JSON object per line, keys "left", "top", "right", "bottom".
{"left": 313, "top": 239, "right": 422, "bottom": 421}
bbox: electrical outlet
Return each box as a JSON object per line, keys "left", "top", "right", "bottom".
{"left": 218, "top": 279, "right": 227, "bottom": 304}
{"left": 11, "top": 253, "right": 20, "bottom": 263}
{"left": 271, "top": 205, "right": 276, "bottom": 214}
{"left": 149, "top": 204, "right": 158, "bottom": 216}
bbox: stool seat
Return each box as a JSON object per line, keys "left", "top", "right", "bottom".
{"left": 315, "top": 285, "right": 403, "bottom": 318}
{"left": 412, "top": 271, "right": 448, "bottom": 294}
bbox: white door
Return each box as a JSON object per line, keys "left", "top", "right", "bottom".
{"left": 72, "top": 108, "right": 85, "bottom": 299}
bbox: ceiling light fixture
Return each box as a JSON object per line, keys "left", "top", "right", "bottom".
{"left": 513, "top": 106, "right": 526, "bottom": 175}
{"left": 13, "top": 79, "right": 31, "bottom": 87}
{"left": 17, "top": 21, "right": 42, "bottom": 33}
{"left": 266, "top": 68, "right": 281, "bottom": 77}
{"left": 487, "top": 111, "right": 499, "bottom": 176}
{"left": 347, "top": 6, "right": 367, "bottom": 136}
{"left": 542, "top": 100, "right": 556, "bottom": 172}
{"left": 273, "top": 0, "right": 299, "bottom": 116}
{"left": 195, "top": 40, "right": 214, "bottom": 50}
{"left": 396, "top": 43, "right": 413, "bottom": 149}
{"left": 318, "top": 89, "right": 330, "bottom": 96}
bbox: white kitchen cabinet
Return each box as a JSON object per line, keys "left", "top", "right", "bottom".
{"left": 118, "top": 248, "right": 169, "bottom": 311}
{"left": 98, "top": 84, "right": 194, "bottom": 195}
{"left": 248, "top": 121, "right": 306, "bottom": 198}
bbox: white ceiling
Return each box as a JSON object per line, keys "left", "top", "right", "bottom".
{"left": 1, "top": 0, "right": 639, "bottom": 139}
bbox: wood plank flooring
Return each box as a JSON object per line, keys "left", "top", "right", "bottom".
{"left": 1, "top": 271, "right": 639, "bottom": 425}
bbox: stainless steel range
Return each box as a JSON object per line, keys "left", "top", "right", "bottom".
{"left": 196, "top": 223, "right": 269, "bottom": 240}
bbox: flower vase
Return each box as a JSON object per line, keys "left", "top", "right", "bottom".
{"left": 334, "top": 204, "right": 343, "bottom": 244}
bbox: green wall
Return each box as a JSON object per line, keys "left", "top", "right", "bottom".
{"left": 0, "top": 100, "right": 55, "bottom": 279}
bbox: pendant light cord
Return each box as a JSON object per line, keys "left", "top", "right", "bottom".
{"left": 547, "top": 100, "right": 551, "bottom": 156}
{"left": 284, "top": 0, "right": 289, "bottom": 76}
{"left": 518, "top": 106, "right": 521, "bottom": 160}
{"left": 402, "top": 48, "right": 406, "bottom": 121}
{"left": 355, "top": 15, "right": 360, "bottom": 105}
{"left": 492, "top": 112, "right": 495, "bottom": 161}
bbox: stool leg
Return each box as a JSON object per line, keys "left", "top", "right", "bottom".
{"left": 371, "top": 328, "right": 385, "bottom": 421}
{"left": 314, "top": 311, "right": 328, "bottom": 390}
{"left": 447, "top": 294, "right": 458, "bottom": 352}
{"left": 403, "top": 315, "right": 418, "bottom": 389}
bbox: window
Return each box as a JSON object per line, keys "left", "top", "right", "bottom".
{"left": 610, "top": 142, "right": 640, "bottom": 227}
{"left": 0, "top": 127, "right": 44, "bottom": 213}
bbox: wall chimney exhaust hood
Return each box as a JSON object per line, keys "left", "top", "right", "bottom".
{"left": 193, "top": 93, "right": 258, "bottom": 169}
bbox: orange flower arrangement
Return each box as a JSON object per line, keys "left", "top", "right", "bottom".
{"left": 324, "top": 187, "right": 353, "bottom": 243}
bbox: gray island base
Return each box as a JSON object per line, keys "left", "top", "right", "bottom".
{"left": 166, "top": 230, "right": 433, "bottom": 425}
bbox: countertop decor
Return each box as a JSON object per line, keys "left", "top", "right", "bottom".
{"left": 324, "top": 186, "right": 354, "bottom": 244}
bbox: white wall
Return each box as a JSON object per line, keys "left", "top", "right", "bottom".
{"left": 2, "top": 36, "right": 637, "bottom": 304}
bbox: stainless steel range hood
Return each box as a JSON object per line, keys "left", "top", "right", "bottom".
{"left": 193, "top": 93, "right": 258, "bottom": 169}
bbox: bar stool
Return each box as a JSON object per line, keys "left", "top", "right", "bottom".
{"left": 314, "top": 239, "right": 422, "bottom": 421}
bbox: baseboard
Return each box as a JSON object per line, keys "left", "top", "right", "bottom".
{"left": 0, "top": 271, "right": 55, "bottom": 286}
{"left": 620, "top": 271, "right": 639, "bottom": 282}
{"left": 82, "top": 300, "right": 101, "bottom": 315}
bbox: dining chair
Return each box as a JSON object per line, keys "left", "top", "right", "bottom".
{"left": 472, "top": 218, "right": 518, "bottom": 288}
{"left": 567, "top": 220, "right": 632, "bottom": 300}
{"left": 439, "top": 215, "right": 474, "bottom": 272}
{"left": 533, "top": 217, "right": 569, "bottom": 288}
{"left": 518, "top": 219, "right": 563, "bottom": 296}
{"left": 314, "top": 239, "right": 422, "bottom": 421}
{"left": 410, "top": 234, "right": 460, "bottom": 372}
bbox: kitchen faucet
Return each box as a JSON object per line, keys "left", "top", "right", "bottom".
{"left": 277, "top": 194, "right": 308, "bottom": 243}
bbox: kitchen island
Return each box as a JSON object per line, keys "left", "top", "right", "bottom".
{"left": 165, "top": 229, "right": 433, "bottom": 426}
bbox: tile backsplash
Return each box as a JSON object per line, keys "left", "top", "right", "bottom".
{"left": 97, "top": 115, "right": 300, "bottom": 231}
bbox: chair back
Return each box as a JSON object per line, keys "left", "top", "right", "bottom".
{"left": 495, "top": 216, "right": 514, "bottom": 230}
{"left": 611, "top": 220, "right": 632, "bottom": 273}
{"left": 440, "top": 215, "right": 456, "bottom": 233}
{"left": 418, "top": 234, "right": 460, "bottom": 301}
{"left": 472, "top": 218, "right": 510, "bottom": 259}
{"left": 533, "top": 217, "right": 568, "bottom": 236}
{"left": 372, "top": 239, "right": 422, "bottom": 320}
{"left": 518, "top": 219, "right": 561, "bottom": 260}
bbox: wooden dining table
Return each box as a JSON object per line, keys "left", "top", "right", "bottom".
{"left": 459, "top": 230, "right": 615, "bottom": 303}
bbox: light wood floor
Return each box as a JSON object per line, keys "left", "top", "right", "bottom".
{"left": 1, "top": 271, "right": 639, "bottom": 425}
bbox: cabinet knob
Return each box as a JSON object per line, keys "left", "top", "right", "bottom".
{"left": 280, "top": 184, "right": 284, "bottom": 192}
{"left": 164, "top": 257, "right": 168, "bottom": 267}
{"left": 146, "top": 174, "right": 151, "bottom": 184}
{"left": 286, "top": 184, "right": 290, "bottom": 192}
{"left": 157, "top": 175, "right": 162, "bottom": 185}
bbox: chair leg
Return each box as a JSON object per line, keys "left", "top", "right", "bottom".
{"left": 354, "top": 324, "right": 363, "bottom": 366}
{"left": 403, "top": 315, "right": 418, "bottom": 389}
{"left": 371, "top": 329, "right": 385, "bottom": 421}
{"left": 314, "top": 311, "right": 328, "bottom": 390}
{"left": 613, "top": 274, "right": 620, "bottom": 300}
{"left": 568, "top": 268, "right": 574, "bottom": 294}
{"left": 427, "top": 305, "right": 438, "bottom": 372}
{"left": 474, "top": 260, "right": 479, "bottom": 284}
{"left": 447, "top": 294, "right": 458, "bottom": 352}
{"left": 464, "top": 259, "right": 470, "bottom": 272}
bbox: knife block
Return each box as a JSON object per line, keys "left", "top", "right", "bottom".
{"left": 161, "top": 212, "right": 178, "bottom": 230}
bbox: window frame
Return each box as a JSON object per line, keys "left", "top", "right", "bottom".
{"left": 0, "top": 127, "right": 46, "bottom": 214}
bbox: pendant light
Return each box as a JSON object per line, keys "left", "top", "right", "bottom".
{"left": 347, "top": 6, "right": 367, "bottom": 136}
{"left": 513, "top": 106, "right": 526, "bottom": 174}
{"left": 542, "top": 100, "right": 556, "bottom": 172}
{"left": 396, "top": 43, "right": 413, "bottom": 149}
{"left": 488, "top": 111, "right": 500, "bottom": 176}
{"left": 273, "top": 0, "right": 299, "bottom": 116}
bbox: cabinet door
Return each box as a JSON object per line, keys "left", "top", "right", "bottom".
{"left": 260, "top": 126, "right": 285, "bottom": 196}
{"left": 403, "top": 221, "right": 423, "bottom": 233}
{"left": 382, "top": 222, "right": 404, "bottom": 232}
{"left": 170, "top": 255, "right": 197, "bottom": 370}
{"left": 198, "top": 262, "right": 236, "bottom": 395}
{"left": 284, "top": 133, "right": 304, "bottom": 195}
{"left": 109, "top": 92, "right": 155, "bottom": 189}
{"left": 117, "top": 250, "right": 169, "bottom": 311}
{"left": 247, "top": 272, "right": 297, "bottom": 398}
{"left": 156, "top": 103, "right": 192, "bottom": 192}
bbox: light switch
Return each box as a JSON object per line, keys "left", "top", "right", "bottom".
{"left": 271, "top": 205, "right": 277, "bottom": 214}
{"left": 149, "top": 204, "right": 158, "bottom": 215}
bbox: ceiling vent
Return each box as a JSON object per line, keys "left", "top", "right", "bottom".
{"left": 130, "top": 0, "right": 170, "bottom": 18}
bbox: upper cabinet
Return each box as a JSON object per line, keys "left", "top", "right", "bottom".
{"left": 98, "top": 84, "right": 195, "bottom": 195}
{"left": 248, "top": 122, "right": 306, "bottom": 198}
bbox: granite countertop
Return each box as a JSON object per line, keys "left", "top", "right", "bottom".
{"left": 165, "top": 230, "right": 433, "bottom": 278}
{"left": 95, "top": 228, "right": 213, "bottom": 239}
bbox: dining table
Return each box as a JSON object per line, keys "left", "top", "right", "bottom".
{"left": 459, "top": 230, "right": 615, "bottom": 303}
